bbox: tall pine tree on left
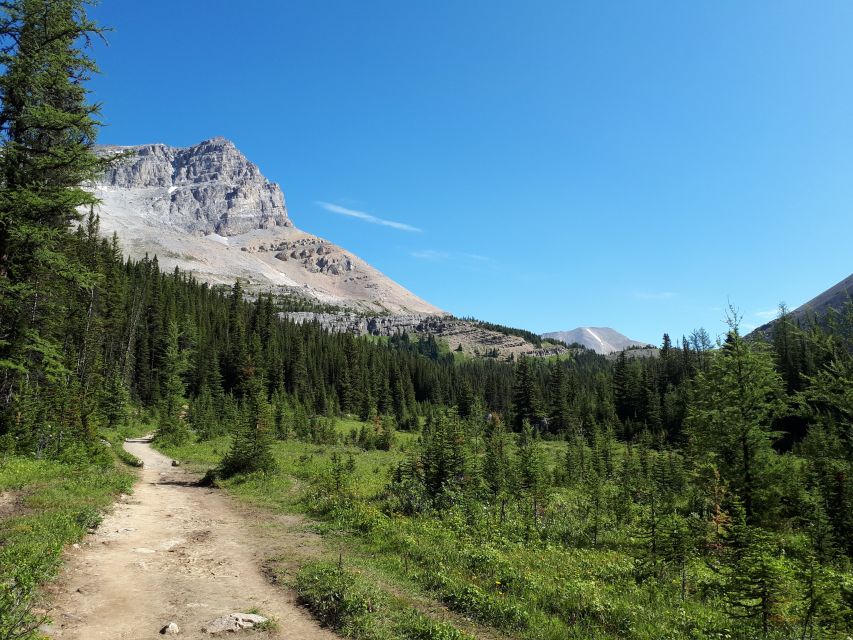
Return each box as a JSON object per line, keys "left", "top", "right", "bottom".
{"left": 0, "top": 0, "right": 112, "bottom": 455}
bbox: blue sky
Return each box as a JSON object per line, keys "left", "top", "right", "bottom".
{"left": 89, "top": 1, "right": 853, "bottom": 344}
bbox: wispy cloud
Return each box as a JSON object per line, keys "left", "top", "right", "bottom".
{"left": 460, "top": 252, "right": 491, "bottom": 262}
{"left": 316, "top": 201, "right": 422, "bottom": 233}
{"left": 410, "top": 249, "right": 450, "bottom": 261}
{"left": 754, "top": 309, "right": 778, "bottom": 320}
{"left": 633, "top": 291, "right": 677, "bottom": 301}
{"left": 410, "top": 249, "right": 496, "bottom": 266}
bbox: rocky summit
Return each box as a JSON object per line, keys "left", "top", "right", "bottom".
{"left": 91, "top": 138, "right": 442, "bottom": 315}
{"left": 542, "top": 326, "right": 649, "bottom": 354}
{"left": 98, "top": 137, "right": 290, "bottom": 236}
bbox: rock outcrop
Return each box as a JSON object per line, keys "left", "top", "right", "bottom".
{"left": 283, "top": 312, "right": 568, "bottom": 360}
{"left": 201, "top": 613, "right": 268, "bottom": 634}
{"left": 98, "top": 138, "right": 290, "bottom": 236}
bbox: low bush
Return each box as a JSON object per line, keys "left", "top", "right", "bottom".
{"left": 296, "top": 562, "right": 381, "bottom": 637}
{"left": 394, "top": 611, "right": 474, "bottom": 640}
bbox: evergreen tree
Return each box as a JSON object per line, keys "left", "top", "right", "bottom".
{"left": 420, "top": 409, "right": 467, "bottom": 503}
{"left": 546, "top": 363, "right": 571, "bottom": 433}
{"left": 482, "top": 416, "right": 514, "bottom": 520}
{"left": 512, "top": 356, "right": 542, "bottom": 430}
{"left": 716, "top": 504, "right": 793, "bottom": 636}
{"left": 156, "top": 320, "right": 189, "bottom": 445}
{"left": 515, "top": 420, "right": 548, "bottom": 531}
{"left": 219, "top": 375, "right": 277, "bottom": 478}
{"left": 0, "top": 0, "right": 106, "bottom": 447}
{"left": 685, "top": 318, "right": 785, "bottom": 524}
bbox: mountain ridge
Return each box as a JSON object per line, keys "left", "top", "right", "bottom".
{"left": 750, "top": 272, "right": 852, "bottom": 337}
{"left": 92, "top": 138, "right": 442, "bottom": 315}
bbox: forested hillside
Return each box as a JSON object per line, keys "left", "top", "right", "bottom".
{"left": 0, "top": 2, "right": 851, "bottom": 639}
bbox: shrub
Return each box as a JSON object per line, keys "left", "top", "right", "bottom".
{"left": 0, "top": 574, "right": 45, "bottom": 640}
{"left": 296, "top": 562, "right": 381, "bottom": 636}
{"left": 395, "top": 611, "right": 474, "bottom": 640}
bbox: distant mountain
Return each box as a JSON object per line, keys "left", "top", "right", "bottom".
{"left": 750, "top": 273, "right": 852, "bottom": 336}
{"left": 91, "top": 138, "right": 442, "bottom": 315}
{"left": 541, "top": 327, "right": 649, "bottom": 354}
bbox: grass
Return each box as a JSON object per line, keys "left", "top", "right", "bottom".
{"left": 295, "top": 560, "right": 475, "bottom": 640}
{"left": 162, "top": 430, "right": 409, "bottom": 504}
{"left": 153, "top": 420, "right": 802, "bottom": 640}
{"left": 244, "top": 607, "right": 279, "bottom": 632}
{"left": 0, "top": 444, "right": 136, "bottom": 638}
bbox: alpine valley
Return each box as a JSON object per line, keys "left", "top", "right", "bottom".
{"left": 2, "top": 5, "right": 851, "bottom": 640}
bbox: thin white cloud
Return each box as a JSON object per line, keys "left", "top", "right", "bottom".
{"left": 316, "top": 201, "right": 422, "bottom": 233}
{"left": 633, "top": 291, "right": 677, "bottom": 300}
{"left": 754, "top": 309, "right": 778, "bottom": 320}
{"left": 460, "top": 252, "right": 491, "bottom": 262}
{"left": 410, "top": 249, "right": 495, "bottom": 266}
{"left": 410, "top": 249, "right": 450, "bottom": 261}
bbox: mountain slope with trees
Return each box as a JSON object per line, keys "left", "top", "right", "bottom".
{"left": 750, "top": 273, "right": 852, "bottom": 338}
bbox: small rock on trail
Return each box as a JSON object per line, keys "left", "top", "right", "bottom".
{"left": 160, "top": 622, "right": 180, "bottom": 635}
{"left": 201, "top": 613, "right": 268, "bottom": 634}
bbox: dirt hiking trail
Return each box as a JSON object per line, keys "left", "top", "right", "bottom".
{"left": 46, "top": 438, "right": 337, "bottom": 640}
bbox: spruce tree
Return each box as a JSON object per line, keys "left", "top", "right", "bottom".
{"left": 219, "top": 374, "right": 277, "bottom": 478}
{"left": 156, "top": 320, "right": 189, "bottom": 445}
{"left": 512, "top": 356, "right": 542, "bottom": 430}
{"left": 482, "top": 416, "right": 514, "bottom": 520}
{"left": 716, "top": 504, "right": 793, "bottom": 636}
{"left": 0, "top": 0, "right": 106, "bottom": 446}
{"left": 516, "top": 421, "right": 548, "bottom": 532}
{"left": 685, "top": 318, "right": 785, "bottom": 524}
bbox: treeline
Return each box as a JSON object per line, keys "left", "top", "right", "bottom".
{"left": 0, "top": 225, "right": 618, "bottom": 452}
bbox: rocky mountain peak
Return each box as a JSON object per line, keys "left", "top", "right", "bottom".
{"left": 89, "top": 138, "right": 442, "bottom": 315}
{"left": 96, "top": 138, "right": 290, "bottom": 236}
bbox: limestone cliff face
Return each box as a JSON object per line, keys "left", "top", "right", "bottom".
{"left": 90, "top": 138, "right": 442, "bottom": 315}
{"left": 97, "top": 138, "right": 290, "bottom": 236}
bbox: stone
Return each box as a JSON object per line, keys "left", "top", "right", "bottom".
{"left": 201, "top": 613, "right": 268, "bottom": 634}
{"left": 171, "top": 460, "right": 180, "bottom": 467}
{"left": 160, "top": 622, "right": 180, "bottom": 635}
{"left": 96, "top": 138, "right": 291, "bottom": 236}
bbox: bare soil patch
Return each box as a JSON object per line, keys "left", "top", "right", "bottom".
{"left": 44, "top": 439, "right": 337, "bottom": 640}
